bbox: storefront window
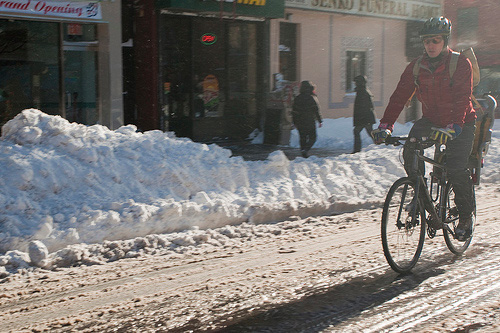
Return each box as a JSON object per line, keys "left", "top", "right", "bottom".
{"left": 346, "top": 50, "right": 366, "bottom": 93}
{"left": 0, "top": 19, "right": 59, "bottom": 127}
{"left": 0, "top": 19, "right": 99, "bottom": 128}
{"left": 227, "top": 21, "right": 258, "bottom": 116}
{"left": 160, "top": 14, "right": 265, "bottom": 138}
{"left": 279, "top": 22, "right": 297, "bottom": 83}
{"left": 63, "top": 23, "right": 97, "bottom": 42}
{"left": 193, "top": 18, "right": 225, "bottom": 118}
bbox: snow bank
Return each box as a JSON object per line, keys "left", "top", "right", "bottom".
{"left": 0, "top": 109, "right": 498, "bottom": 274}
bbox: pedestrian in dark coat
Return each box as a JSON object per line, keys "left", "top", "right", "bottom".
{"left": 292, "top": 81, "right": 322, "bottom": 158}
{"left": 352, "top": 75, "right": 376, "bottom": 153}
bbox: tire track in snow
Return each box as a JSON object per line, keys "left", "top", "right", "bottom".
{"left": 0, "top": 219, "right": 382, "bottom": 332}
{"left": 331, "top": 254, "right": 500, "bottom": 332}
{"left": 219, "top": 186, "right": 500, "bottom": 332}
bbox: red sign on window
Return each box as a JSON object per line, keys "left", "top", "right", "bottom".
{"left": 68, "top": 23, "right": 83, "bottom": 36}
{"left": 201, "top": 33, "right": 217, "bottom": 45}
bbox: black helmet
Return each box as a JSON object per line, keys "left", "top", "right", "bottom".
{"left": 419, "top": 16, "right": 452, "bottom": 38}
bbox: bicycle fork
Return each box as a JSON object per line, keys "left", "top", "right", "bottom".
{"left": 414, "top": 175, "right": 444, "bottom": 231}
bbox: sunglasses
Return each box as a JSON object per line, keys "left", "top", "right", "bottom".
{"left": 423, "top": 36, "right": 443, "bottom": 45}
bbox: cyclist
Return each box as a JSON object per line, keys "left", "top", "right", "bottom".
{"left": 372, "top": 16, "right": 476, "bottom": 241}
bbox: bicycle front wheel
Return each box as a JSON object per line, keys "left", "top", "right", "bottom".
{"left": 381, "top": 177, "right": 426, "bottom": 273}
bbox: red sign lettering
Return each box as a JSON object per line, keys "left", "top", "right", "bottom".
{"left": 201, "top": 33, "right": 217, "bottom": 45}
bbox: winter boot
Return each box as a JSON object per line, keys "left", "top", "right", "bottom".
{"left": 455, "top": 214, "right": 474, "bottom": 241}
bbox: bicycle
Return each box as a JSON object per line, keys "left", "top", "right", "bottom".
{"left": 381, "top": 136, "right": 475, "bottom": 274}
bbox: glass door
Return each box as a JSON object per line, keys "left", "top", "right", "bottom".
{"left": 192, "top": 18, "right": 226, "bottom": 118}
{"left": 63, "top": 47, "right": 98, "bottom": 125}
{"left": 160, "top": 16, "right": 192, "bottom": 135}
{"left": 62, "top": 23, "right": 98, "bottom": 125}
{"left": 227, "top": 21, "right": 258, "bottom": 116}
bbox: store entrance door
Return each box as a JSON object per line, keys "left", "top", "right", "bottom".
{"left": 63, "top": 46, "right": 98, "bottom": 125}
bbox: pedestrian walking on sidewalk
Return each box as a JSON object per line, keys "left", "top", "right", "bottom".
{"left": 292, "top": 81, "right": 322, "bottom": 158}
{"left": 352, "top": 75, "right": 376, "bottom": 153}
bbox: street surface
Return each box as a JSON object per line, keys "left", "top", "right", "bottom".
{"left": 1, "top": 184, "right": 499, "bottom": 332}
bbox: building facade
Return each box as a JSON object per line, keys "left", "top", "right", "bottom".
{"left": 1, "top": 0, "right": 450, "bottom": 142}
{"left": 279, "top": 0, "right": 442, "bottom": 123}
{"left": 444, "top": 0, "right": 500, "bottom": 102}
{"left": 126, "top": 0, "right": 284, "bottom": 141}
{"left": 0, "top": 0, "right": 123, "bottom": 130}
{"left": 125, "top": 0, "right": 443, "bottom": 142}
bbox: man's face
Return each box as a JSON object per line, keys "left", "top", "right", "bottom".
{"left": 423, "top": 35, "right": 445, "bottom": 58}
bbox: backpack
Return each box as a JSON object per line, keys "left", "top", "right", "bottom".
{"left": 468, "top": 94, "right": 496, "bottom": 185}
{"left": 405, "top": 47, "right": 481, "bottom": 109}
{"left": 449, "top": 48, "right": 480, "bottom": 88}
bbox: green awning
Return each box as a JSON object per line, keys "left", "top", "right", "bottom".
{"left": 156, "top": 0, "right": 284, "bottom": 19}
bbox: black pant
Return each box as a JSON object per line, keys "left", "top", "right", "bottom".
{"left": 353, "top": 124, "right": 374, "bottom": 152}
{"left": 297, "top": 126, "right": 317, "bottom": 152}
{"left": 403, "top": 118, "right": 476, "bottom": 217}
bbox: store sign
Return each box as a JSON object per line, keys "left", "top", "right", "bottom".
{"left": 213, "top": 0, "right": 267, "bottom": 5}
{"left": 158, "top": 0, "right": 284, "bottom": 18}
{"left": 235, "top": 0, "right": 267, "bottom": 5}
{"left": 201, "top": 33, "right": 217, "bottom": 45}
{"left": 0, "top": 0, "right": 102, "bottom": 20}
{"left": 285, "top": 0, "right": 441, "bottom": 20}
{"left": 67, "top": 23, "right": 83, "bottom": 35}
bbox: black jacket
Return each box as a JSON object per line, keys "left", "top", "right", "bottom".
{"left": 353, "top": 87, "right": 375, "bottom": 126}
{"left": 292, "top": 93, "right": 322, "bottom": 129}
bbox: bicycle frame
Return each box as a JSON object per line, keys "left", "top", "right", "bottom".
{"left": 387, "top": 137, "right": 456, "bottom": 237}
{"left": 382, "top": 136, "right": 474, "bottom": 272}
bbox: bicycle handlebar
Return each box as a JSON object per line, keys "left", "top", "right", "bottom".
{"left": 384, "top": 136, "right": 407, "bottom": 146}
{"left": 384, "top": 136, "right": 439, "bottom": 147}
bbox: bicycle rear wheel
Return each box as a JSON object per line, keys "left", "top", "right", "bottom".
{"left": 443, "top": 182, "right": 473, "bottom": 254}
{"left": 381, "top": 177, "right": 426, "bottom": 273}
